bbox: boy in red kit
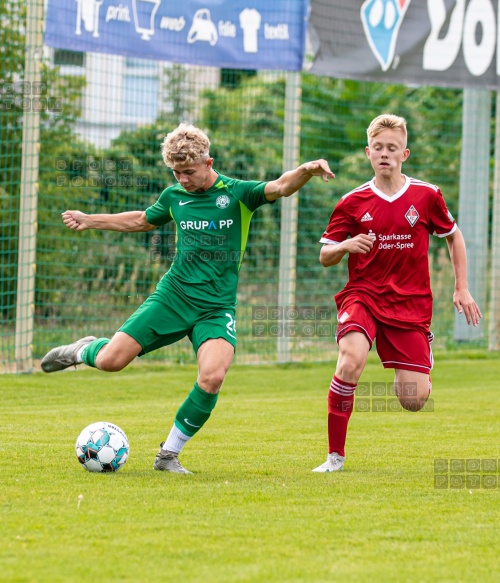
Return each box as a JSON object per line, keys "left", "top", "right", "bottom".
{"left": 312, "top": 114, "right": 482, "bottom": 472}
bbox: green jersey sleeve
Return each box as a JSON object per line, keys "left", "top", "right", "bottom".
{"left": 224, "top": 177, "right": 270, "bottom": 211}
{"left": 145, "top": 188, "right": 174, "bottom": 226}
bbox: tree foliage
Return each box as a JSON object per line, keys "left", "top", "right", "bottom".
{"left": 0, "top": 25, "right": 468, "bottom": 326}
{"left": 0, "top": 1, "right": 85, "bottom": 321}
{"left": 94, "top": 72, "right": 465, "bottom": 305}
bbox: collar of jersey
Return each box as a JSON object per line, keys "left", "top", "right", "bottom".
{"left": 369, "top": 174, "right": 410, "bottom": 202}
{"left": 176, "top": 171, "right": 228, "bottom": 195}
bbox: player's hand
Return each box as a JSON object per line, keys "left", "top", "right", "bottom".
{"left": 304, "top": 159, "right": 335, "bottom": 182}
{"left": 453, "top": 289, "right": 482, "bottom": 326}
{"left": 343, "top": 234, "right": 374, "bottom": 254}
{"left": 62, "top": 210, "right": 91, "bottom": 231}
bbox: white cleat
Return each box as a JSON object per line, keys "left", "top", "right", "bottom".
{"left": 312, "top": 452, "right": 345, "bottom": 472}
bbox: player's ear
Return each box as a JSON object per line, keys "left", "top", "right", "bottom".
{"left": 403, "top": 148, "right": 410, "bottom": 161}
{"left": 365, "top": 146, "right": 371, "bottom": 159}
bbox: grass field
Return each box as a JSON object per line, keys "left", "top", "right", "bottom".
{"left": 1, "top": 353, "right": 499, "bottom": 582}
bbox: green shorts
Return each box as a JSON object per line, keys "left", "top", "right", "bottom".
{"left": 119, "top": 280, "right": 236, "bottom": 356}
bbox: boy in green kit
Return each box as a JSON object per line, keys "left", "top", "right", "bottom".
{"left": 42, "top": 123, "right": 334, "bottom": 474}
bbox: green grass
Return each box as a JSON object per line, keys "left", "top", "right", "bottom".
{"left": 1, "top": 355, "right": 499, "bottom": 582}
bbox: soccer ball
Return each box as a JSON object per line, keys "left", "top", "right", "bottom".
{"left": 75, "top": 421, "right": 130, "bottom": 473}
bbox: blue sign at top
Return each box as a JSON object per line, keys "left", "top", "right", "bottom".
{"left": 45, "top": 0, "right": 309, "bottom": 71}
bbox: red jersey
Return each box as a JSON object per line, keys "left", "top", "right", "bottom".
{"left": 320, "top": 176, "right": 456, "bottom": 328}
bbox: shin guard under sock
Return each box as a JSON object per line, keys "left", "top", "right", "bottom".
{"left": 174, "top": 382, "right": 219, "bottom": 437}
{"left": 327, "top": 375, "right": 356, "bottom": 457}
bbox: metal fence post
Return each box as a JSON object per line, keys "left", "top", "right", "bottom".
{"left": 489, "top": 91, "right": 500, "bottom": 351}
{"left": 277, "top": 71, "right": 301, "bottom": 363}
{"left": 454, "top": 88, "right": 491, "bottom": 342}
{"left": 15, "top": 0, "right": 43, "bottom": 372}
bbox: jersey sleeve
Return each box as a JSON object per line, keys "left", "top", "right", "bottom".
{"left": 233, "top": 179, "right": 270, "bottom": 211}
{"left": 145, "top": 189, "right": 174, "bottom": 226}
{"left": 429, "top": 188, "right": 456, "bottom": 237}
{"left": 319, "top": 197, "right": 354, "bottom": 244}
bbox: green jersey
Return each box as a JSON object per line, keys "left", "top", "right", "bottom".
{"left": 145, "top": 172, "right": 271, "bottom": 307}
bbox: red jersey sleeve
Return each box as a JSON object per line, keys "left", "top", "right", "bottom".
{"left": 429, "top": 188, "right": 456, "bottom": 237}
{"left": 320, "top": 197, "right": 355, "bottom": 244}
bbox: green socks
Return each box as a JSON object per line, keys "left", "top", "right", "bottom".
{"left": 175, "top": 382, "right": 219, "bottom": 437}
{"left": 81, "top": 338, "right": 110, "bottom": 368}
{"left": 80, "top": 345, "right": 218, "bottom": 439}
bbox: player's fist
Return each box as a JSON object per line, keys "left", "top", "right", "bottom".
{"left": 344, "top": 234, "right": 374, "bottom": 254}
{"left": 62, "top": 210, "right": 91, "bottom": 231}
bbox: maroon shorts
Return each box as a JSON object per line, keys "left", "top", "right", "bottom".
{"left": 336, "top": 302, "right": 433, "bottom": 374}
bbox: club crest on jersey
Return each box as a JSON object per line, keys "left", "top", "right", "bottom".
{"left": 360, "top": 0, "right": 412, "bottom": 72}
{"left": 405, "top": 205, "right": 419, "bottom": 227}
{"left": 216, "top": 195, "right": 230, "bottom": 209}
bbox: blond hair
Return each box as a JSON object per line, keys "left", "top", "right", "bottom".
{"left": 161, "top": 123, "right": 210, "bottom": 167}
{"left": 367, "top": 114, "right": 407, "bottom": 147}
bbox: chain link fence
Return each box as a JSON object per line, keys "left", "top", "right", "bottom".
{"left": 1, "top": 1, "right": 496, "bottom": 372}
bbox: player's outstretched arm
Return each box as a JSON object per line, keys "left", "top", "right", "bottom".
{"left": 446, "top": 228, "right": 482, "bottom": 326}
{"left": 62, "top": 210, "right": 156, "bottom": 233}
{"left": 264, "top": 159, "right": 335, "bottom": 201}
{"left": 320, "top": 234, "right": 374, "bottom": 267}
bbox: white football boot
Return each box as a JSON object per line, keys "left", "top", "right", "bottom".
{"left": 312, "top": 452, "right": 345, "bottom": 472}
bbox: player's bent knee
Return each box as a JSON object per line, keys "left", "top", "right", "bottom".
{"left": 198, "top": 371, "right": 226, "bottom": 393}
{"left": 398, "top": 394, "right": 429, "bottom": 412}
{"left": 335, "top": 358, "right": 364, "bottom": 383}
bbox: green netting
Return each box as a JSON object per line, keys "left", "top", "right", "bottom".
{"left": 1, "top": 1, "right": 497, "bottom": 373}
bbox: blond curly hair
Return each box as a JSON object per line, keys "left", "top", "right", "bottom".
{"left": 161, "top": 123, "right": 211, "bottom": 167}
{"left": 367, "top": 114, "right": 407, "bottom": 147}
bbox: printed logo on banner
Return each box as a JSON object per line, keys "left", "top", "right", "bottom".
{"left": 360, "top": 0, "right": 412, "bottom": 71}
{"left": 75, "top": 0, "right": 104, "bottom": 38}
{"left": 133, "top": 0, "right": 162, "bottom": 41}
{"left": 187, "top": 9, "right": 218, "bottom": 46}
{"left": 75, "top": 0, "right": 162, "bottom": 42}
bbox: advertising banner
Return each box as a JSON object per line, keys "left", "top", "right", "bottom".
{"left": 45, "top": 0, "right": 309, "bottom": 71}
{"left": 309, "top": 0, "right": 500, "bottom": 89}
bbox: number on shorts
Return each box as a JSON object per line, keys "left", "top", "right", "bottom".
{"left": 225, "top": 313, "right": 236, "bottom": 339}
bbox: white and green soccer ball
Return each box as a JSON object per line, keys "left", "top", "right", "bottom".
{"left": 75, "top": 421, "right": 129, "bottom": 473}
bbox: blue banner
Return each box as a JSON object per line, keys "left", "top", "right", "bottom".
{"left": 45, "top": 0, "right": 309, "bottom": 71}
